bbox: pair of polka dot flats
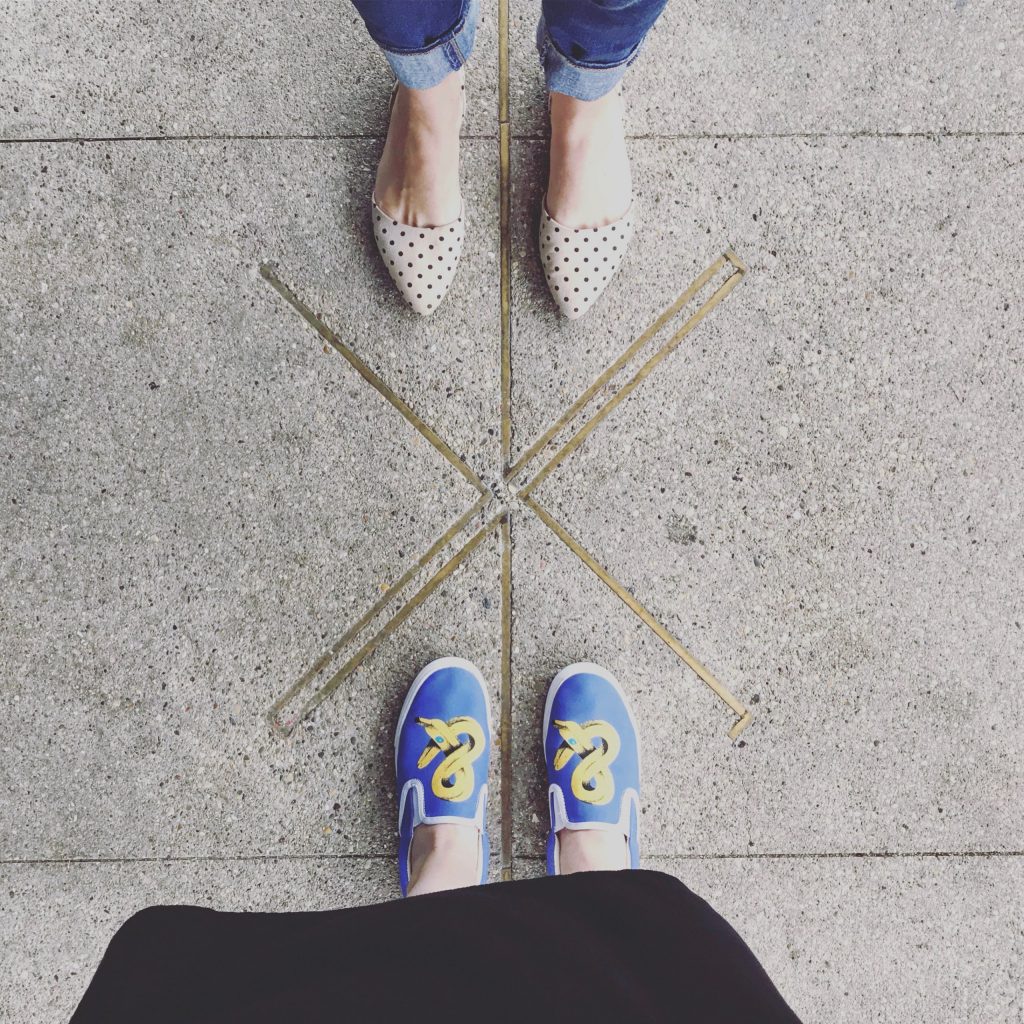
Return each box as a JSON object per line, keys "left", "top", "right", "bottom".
{"left": 372, "top": 75, "right": 633, "bottom": 320}
{"left": 374, "top": 189, "right": 633, "bottom": 320}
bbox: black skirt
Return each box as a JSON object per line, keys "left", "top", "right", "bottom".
{"left": 70, "top": 870, "right": 802, "bottom": 1023}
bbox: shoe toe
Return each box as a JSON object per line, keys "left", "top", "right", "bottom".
{"left": 372, "top": 200, "right": 465, "bottom": 316}
{"left": 539, "top": 203, "right": 634, "bottom": 319}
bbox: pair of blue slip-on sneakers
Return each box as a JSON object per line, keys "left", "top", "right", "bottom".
{"left": 394, "top": 657, "right": 641, "bottom": 895}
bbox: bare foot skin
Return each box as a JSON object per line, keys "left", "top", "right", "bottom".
{"left": 546, "top": 89, "right": 632, "bottom": 229}
{"left": 406, "top": 823, "right": 480, "bottom": 896}
{"left": 374, "top": 71, "right": 464, "bottom": 228}
{"left": 557, "top": 828, "right": 630, "bottom": 874}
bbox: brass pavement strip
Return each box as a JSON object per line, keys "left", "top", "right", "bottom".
{"left": 521, "top": 494, "right": 753, "bottom": 740}
{"left": 499, "top": 513, "right": 513, "bottom": 881}
{"left": 260, "top": 262, "right": 487, "bottom": 495}
{"left": 519, "top": 251, "right": 746, "bottom": 501}
{"left": 507, "top": 254, "right": 729, "bottom": 481}
{"left": 500, "top": 127, "right": 512, "bottom": 472}
{"left": 498, "top": 0, "right": 510, "bottom": 125}
{"left": 498, "top": 0, "right": 512, "bottom": 471}
{"left": 497, "top": 0, "right": 516, "bottom": 880}
{"left": 267, "top": 494, "right": 492, "bottom": 735}
{"left": 272, "top": 514, "right": 505, "bottom": 734}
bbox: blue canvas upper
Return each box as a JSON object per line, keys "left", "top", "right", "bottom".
{"left": 395, "top": 658, "right": 491, "bottom": 895}
{"left": 543, "top": 663, "right": 641, "bottom": 873}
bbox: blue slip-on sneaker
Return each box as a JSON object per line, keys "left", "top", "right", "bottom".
{"left": 395, "top": 657, "right": 491, "bottom": 896}
{"left": 543, "top": 662, "right": 641, "bottom": 875}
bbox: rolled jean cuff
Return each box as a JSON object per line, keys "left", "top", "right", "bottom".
{"left": 380, "top": 0, "right": 478, "bottom": 90}
{"left": 535, "top": 15, "right": 642, "bottom": 101}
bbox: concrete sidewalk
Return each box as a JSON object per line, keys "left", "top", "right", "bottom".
{"left": 2, "top": 2, "right": 1022, "bottom": 1021}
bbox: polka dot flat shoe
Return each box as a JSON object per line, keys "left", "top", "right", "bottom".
{"left": 539, "top": 199, "right": 635, "bottom": 320}
{"left": 371, "top": 76, "right": 466, "bottom": 317}
{"left": 372, "top": 201, "right": 465, "bottom": 316}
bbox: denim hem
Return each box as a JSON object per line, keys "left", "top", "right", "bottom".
{"left": 536, "top": 16, "right": 641, "bottom": 101}
{"left": 381, "top": 0, "right": 478, "bottom": 90}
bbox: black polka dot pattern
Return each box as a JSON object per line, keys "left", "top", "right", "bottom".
{"left": 538, "top": 200, "right": 634, "bottom": 321}
{"left": 372, "top": 198, "right": 465, "bottom": 316}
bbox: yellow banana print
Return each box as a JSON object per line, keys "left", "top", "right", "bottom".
{"left": 552, "top": 719, "right": 620, "bottom": 805}
{"left": 416, "top": 716, "right": 485, "bottom": 802}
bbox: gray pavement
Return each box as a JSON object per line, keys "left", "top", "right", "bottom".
{"left": 2, "top": 2, "right": 1022, "bottom": 1022}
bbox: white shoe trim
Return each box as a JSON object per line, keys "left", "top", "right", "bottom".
{"left": 397, "top": 778, "right": 489, "bottom": 832}
{"left": 548, "top": 783, "right": 639, "bottom": 834}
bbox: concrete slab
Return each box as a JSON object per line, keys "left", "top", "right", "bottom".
{"left": 509, "top": 0, "right": 1024, "bottom": 136}
{"left": 513, "top": 134, "right": 1024, "bottom": 854}
{"left": 0, "top": 857, "right": 397, "bottom": 1023}
{"left": 512, "top": 855, "right": 1024, "bottom": 1024}
{"left": 0, "top": 1, "right": 499, "bottom": 140}
{"left": 509, "top": 504, "right": 718, "bottom": 857}
{"left": 0, "top": 138, "right": 503, "bottom": 859}
{"left": 3, "top": 5, "right": 1023, "bottom": 1022}
{"left": 268, "top": 141, "right": 503, "bottom": 484}
{"left": 5, "top": 2, "right": 1020, "bottom": 142}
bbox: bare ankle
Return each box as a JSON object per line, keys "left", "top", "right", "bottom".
{"left": 375, "top": 71, "right": 464, "bottom": 227}
{"left": 550, "top": 89, "right": 620, "bottom": 131}
{"left": 557, "top": 829, "right": 629, "bottom": 874}
{"left": 407, "top": 824, "right": 479, "bottom": 896}
{"left": 545, "top": 88, "right": 630, "bottom": 229}
{"left": 400, "top": 70, "right": 463, "bottom": 118}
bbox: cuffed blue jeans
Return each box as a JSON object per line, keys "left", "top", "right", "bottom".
{"left": 349, "top": 0, "right": 669, "bottom": 99}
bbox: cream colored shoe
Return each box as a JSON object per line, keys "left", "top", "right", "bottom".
{"left": 538, "top": 200, "right": 635, "bottom": 320}
{"left": 372, "top": 203, "right": 465, "bottom": 316}
{"left": 372, "top": 77, "right": 466, "bottom": 317}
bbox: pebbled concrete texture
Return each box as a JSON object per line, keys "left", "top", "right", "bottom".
{"left": 8, "top": 2, "right": 1018, "bottom": 141}
{"left": 515, "top": 135, "right": 1024, "bottom": 856}
{"left": 0, "top": 138, "right": 502, "bottom": 862}
{"left": 2, "top": 3, "right": 1024, "bottom": 1023}
{"left": 0, "top": 0, "right": 499, "bottom": 140}
{"left": 266, "top": 139, "right": 502, "bottom": 482}
{"left": 509, "top": 0, "right": 1024, "bottom": 136}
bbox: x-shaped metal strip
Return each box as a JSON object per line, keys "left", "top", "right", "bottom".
{"left": 260, "top": 247, "right": 752, "bottom": 755}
